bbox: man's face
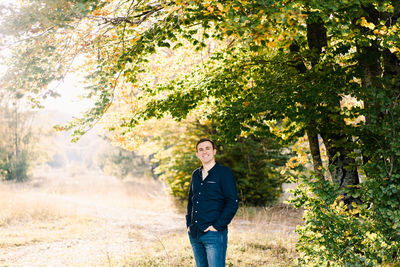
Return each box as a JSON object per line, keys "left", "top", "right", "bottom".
{"left": 196, "top": 141, "right": 217, "bottom": 165}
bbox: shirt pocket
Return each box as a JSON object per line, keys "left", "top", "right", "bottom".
{"left": 205, "top": 180, "right": 221, "bottom": 199}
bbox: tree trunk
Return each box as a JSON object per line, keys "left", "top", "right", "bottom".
{"left": 14, "top": 104, "right": 20, "bottom": 181}
{"left": 320, "top": 132, "right": 360, "bottom": 186}
{"left": 289, "top": 43, "right": 324, "bottom": 178}
{"left": 306, "top": 128, "right": 323, "bottom": 177}
{"left": 357, "top": 4, "right": 387, "bottom": 168}
{"left": 306, "top": 14, "right": 360, "bottom": 187}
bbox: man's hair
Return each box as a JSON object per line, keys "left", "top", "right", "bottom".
{"left": 196, "top": 138, "right": 216, "bottom": 151}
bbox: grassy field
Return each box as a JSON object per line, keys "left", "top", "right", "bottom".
{"left": 0, "top": 171, "right": 302, "bottom": 266}
{"left": 106, "top": 205, "right": 302, "bottom": 267}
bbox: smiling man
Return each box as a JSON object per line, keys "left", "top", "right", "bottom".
{"left": 186, "top": 138, "right": 239, "bottom": 267}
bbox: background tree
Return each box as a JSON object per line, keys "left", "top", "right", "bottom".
{"left": 218, "top": 135, "right": 290, "bottom": 206}
{"left": 97, "top": 139, "right": 149, "bottom": 179}
{"left": 0, "top": 94, "right": 44, "bottom": 181}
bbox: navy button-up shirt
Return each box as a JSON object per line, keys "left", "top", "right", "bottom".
{"left": 186, "top": 162, "right": 239, "bottom": 238}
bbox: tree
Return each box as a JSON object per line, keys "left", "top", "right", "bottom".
{"left": 0, "top": 94, "right": 43, "bottom": 181}
{"left": 218, "top": 135, "right": 290, "bottom": 206}
{"left": 97, "top": 139, "right": 149, "bottom": 179}
{"left": 125, "top": 116, "right": 290, "bottom": 205}
{"left": 1, "top": 0, "right": 400, "bottom": 264}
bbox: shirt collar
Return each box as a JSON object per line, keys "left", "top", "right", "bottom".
{"left": 200, "top": 162, "right": 218, "bottom": 173}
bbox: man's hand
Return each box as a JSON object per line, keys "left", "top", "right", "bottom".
{"left": 204, "top": 225, "right": 218, "bottom": 232}
{"left": 187, "top": 227, "right": 190, "bottom": 232}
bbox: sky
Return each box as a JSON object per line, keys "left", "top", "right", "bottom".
{"left": 0, "top": 61, "right": 93, "bottom": 115}
{"left": 42, "top": 75, "right": 94, "bottom": 115}
{"left": 0, "top": 0, "right": 93, "bottom": 115}
{"left": 0, "top": 0, "right": 11, "bottom": 5}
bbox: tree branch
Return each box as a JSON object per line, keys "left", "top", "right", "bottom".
{"left": 87, "top": 4, "right": 164, "bottom": 26}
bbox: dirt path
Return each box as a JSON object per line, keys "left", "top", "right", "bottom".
{"left": 0, "top": 171, "right": 185, "bottom": 266}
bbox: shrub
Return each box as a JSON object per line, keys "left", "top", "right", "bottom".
{"left": 157, "top": 133, "right": 289, "bottom": 206}
{"left": 291, "top": 171, "right": 400, "bottom": 266}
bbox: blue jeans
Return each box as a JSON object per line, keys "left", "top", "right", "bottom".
{"left": 188, "top": 229, "right": 228, "bottom": 267}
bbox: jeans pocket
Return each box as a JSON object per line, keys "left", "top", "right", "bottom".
{"left": 206, "top": 230, "right": 218, "bottom": 234}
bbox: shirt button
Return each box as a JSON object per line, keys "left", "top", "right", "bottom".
{"left": 199, "top": 192, "right": 201, "bottom": 195}
{"left": 195, "top": 211, "right": 197, "bottom": 213}
{"left": 196, "top": 201, "right": 199, "bottom": 203}
{"left": 195, "top": 220, "right": 197, "bottom": 223}
{"left": 201, "top": 183, "right": 203, "bottom": 185}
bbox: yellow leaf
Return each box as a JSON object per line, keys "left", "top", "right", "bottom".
{"left": 267, "top": 41, "right": 275, "bottom": 48}
{"left": 131, "top": 37, "right": 140, "bottom": 43}
{"left": 385, "top": 4, "right": 394, "bottom": 13}
{"left": 359, "top": 17, "right": 375, "bottom": 30}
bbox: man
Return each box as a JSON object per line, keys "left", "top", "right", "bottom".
{"left": 186, "top": 138, "right": 239, "bottom": 267}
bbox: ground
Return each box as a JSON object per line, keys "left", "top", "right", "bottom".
{"left": 0, "top": 168, "right": 301, "bottom": 266}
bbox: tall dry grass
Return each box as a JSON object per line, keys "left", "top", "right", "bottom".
{"left": 0, "top": 168, "right": 175, "bottom": 226}
{"left": 228, "top": 205, "right": 302, "bottom": 266}
{"left": 1, "top": 169, "right": 182, "bottom": 267}
{"left": 0, "top": 183, "right": 75, "bottom": 226}
{"left": 0, "top": 169, "right": 179, "bottom": 249}
{"left": 107, "top": 205, "right": 302, "bottom": 267}
{"left": 0, "top": 175, "right": 98, "bottom": 250}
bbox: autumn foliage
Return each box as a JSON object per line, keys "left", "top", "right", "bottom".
{"left": 1, "top": 0, "right": 400, "bottom": 265}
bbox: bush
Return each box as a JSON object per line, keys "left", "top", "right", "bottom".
{"left": 0, "top": 150, "right": 29, "bottom": 182}
{"left": 291, "top": 171, "right": 400, "bottom": 266}
{"left": 98, "top": 144, "right": 148, "bottom": 179}
{"left": 218, "top": 135, "right": 289, "bottom": 206}
{"left": 157, "top": 133, "right": 289, "bottom": 206}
